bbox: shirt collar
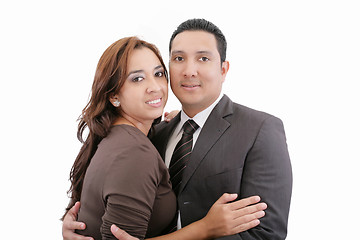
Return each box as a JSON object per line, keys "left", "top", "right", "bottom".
{"left": 175, "top": 93, "right": 224, "bottom": 136}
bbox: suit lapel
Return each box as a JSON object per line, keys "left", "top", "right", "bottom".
{"left": 179, "top": 95, "right": 233, "bottom": 194}
{"left": 155, "top": 113, "right": 181, "bottom": 159}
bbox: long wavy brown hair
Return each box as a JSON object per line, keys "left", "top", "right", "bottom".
{"left": 62, "top": 37, "right": 168, "bottom": 219}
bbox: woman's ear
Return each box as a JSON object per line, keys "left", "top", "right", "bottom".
{"left": 109, "top": 95, "right": 121, "bottom": 107}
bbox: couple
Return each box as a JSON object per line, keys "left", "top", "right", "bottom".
{"left": 62, "top": 19, "right": 292, "bottom": 240}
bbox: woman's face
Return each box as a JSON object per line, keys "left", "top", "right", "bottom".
{"left": 117, "top": 47, "right": 168, "bottom": 125}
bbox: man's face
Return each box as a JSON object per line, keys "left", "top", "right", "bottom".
{"left": 169, "top": 30, "right": 229, "bottom": 117}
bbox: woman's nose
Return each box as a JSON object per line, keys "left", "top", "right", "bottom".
{"left": 146, "top": 76, "right": 162, "bottom": 93}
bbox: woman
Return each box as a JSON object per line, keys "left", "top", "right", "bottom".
{"left": 63, "top": 36, "right": 175, "bottom": 239}
{"left": 63, "top": 37, "right": 266, "bottom": 240}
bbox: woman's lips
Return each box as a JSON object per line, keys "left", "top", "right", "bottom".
{"left": 146, "top": 98, "right": 162, "bottom": 107}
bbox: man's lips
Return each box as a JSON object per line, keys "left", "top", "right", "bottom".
{"left": 181, "top": 83, "right": 200, "bottom": 89}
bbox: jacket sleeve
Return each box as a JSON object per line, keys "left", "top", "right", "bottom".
{"left": 219, "top": 116, "right": 293, "bottom": 240}
{"left": 100, "top": 143, "right": 160, "bottom": 240}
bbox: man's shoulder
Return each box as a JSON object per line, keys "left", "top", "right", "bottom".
{"left": 236, "top": 106, "right": 287, "bottom": 137}
{"left": 153, "top": 120, "right": 170, "bottom": 132}
{"left": 234, "top": 102, "right": 272, "bottom": 118}
{"left": 149, "top": 117, "right": 178, "bottom": 143}
{"left": 219, "top": 95, "right": 275, "bottom": 121}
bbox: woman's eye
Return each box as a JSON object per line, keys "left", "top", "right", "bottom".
{"left": 155, "top": 71, "right": 164, "bottom": 77}
{"left": 132, "top": 76, "right": 144, "bottom": 82}
{"left": 200, "top": 57, "right": 209, "bottom": 62}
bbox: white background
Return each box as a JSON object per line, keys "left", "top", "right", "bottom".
{"left": 1, "top": 1, "right": 359, "bottom": 239}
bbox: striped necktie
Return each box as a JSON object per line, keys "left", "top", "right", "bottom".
{"left": 169, "top": 119, "right": 199, "bottom": 196}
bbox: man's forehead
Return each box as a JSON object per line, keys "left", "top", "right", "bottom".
{"left": 171, "top": 31, "right": 217, "bottom": 54}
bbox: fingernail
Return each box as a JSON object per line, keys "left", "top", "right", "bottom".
{"left": 111, "top": 224, "right": 119, "bottom": 232}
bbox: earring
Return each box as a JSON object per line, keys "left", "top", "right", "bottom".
{"left": 113, "top": 100, "right": 120, "bottom": 107}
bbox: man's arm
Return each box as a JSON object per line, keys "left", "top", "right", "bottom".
{"left": 236, "top": 116, "right": 293, "bottom": 240}
{"left": 63, "top": 194, "right": 267, "bottom": 240}
{"left": 111, "top": 194, "right": 267, "bottom": 240}
{"left": 163, "top": 110, "right": 180, "bottom": 122}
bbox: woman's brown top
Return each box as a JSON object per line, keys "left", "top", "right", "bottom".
{"left": 76, "top": 125, "right": 176, "bottom": 240}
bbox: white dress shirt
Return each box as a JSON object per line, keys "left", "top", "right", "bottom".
{"left": 164, "top": 93, "right": 223, "bottom": 229}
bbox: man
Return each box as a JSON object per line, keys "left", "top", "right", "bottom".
{"left": 63, "top": 19, "right": 292, "bottom": 239}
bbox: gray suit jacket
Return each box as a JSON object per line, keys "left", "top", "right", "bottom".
{"left": 151, "top": 95, "right": 292, "bottom": 239}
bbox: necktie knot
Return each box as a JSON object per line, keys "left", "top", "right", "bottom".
{"left": 183, "top": 119, "right": 199, "bottom": 135}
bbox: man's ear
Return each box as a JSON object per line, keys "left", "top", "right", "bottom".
{"left": 221, "top": 61, "right": 230, "bottom": 82}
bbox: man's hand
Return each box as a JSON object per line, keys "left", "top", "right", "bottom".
{"left": 62, "top": 202, "right": 93, "bottom": 240}
{"left": 202, "top": 193, "right": 267, "bottom": 238}
{"left": 111, "top": 225, "right": 139, "bottom": 240}
{"left": 110, "top": 194, "right": 267, "bottom": 240}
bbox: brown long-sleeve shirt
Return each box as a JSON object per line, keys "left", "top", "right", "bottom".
{"left": 76, "top": 125, "right": 176, "bottom": 240}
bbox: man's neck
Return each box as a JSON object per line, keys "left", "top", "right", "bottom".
{"left": 181, "top": 93, "right": 224, "bottom": 118}
{"left": 182, "top": 107, "right": 203, "bottom": 118}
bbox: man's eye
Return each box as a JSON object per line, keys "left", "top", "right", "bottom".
{"left": 174, "top": 56, "right": 184, "bottom": 61}
{"left": 200, "top": 57, "right": 209, "bottom": 62}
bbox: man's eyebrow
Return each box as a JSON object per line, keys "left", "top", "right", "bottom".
{"left": 170, "top": 50, "right": 213, "bottom": 55}
{"left": 170, "top": 50, "right": 184, "bottom": 55}
{"left": 197, "top": 50, "right": 213, "bottom": 55}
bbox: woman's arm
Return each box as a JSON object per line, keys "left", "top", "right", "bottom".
{"left": 100, "top": 142, "right": 163, "bottom": 239}
{"left": 111, "top": 194, "right": 267, "bottom": 240}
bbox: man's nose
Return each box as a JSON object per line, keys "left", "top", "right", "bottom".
{"left": 183, "top": 60, "right": 198, "bottom": 78}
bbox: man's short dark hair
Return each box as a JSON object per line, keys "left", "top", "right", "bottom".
{"left": 169, "top": 18, "right": 227, "bottom": 63}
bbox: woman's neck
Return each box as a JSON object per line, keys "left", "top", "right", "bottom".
{"left": 112, "top": 117, "right": 152, "bottom": 136}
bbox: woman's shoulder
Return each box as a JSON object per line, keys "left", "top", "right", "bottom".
{"left": 102, "top": 125, "right": 162, "bottom": 166}
{"left": 100, "top": 125, "right": 166, "bottom": 189}
{"left": 108, "top": 124, "right": 147, "bottom": 140}
{"left": 100, "top": 125, "right": 151, "bottom": 149}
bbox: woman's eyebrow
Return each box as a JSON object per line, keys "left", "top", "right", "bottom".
{"left": 154, "top": 65, "right": 163, "bottom": 70}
